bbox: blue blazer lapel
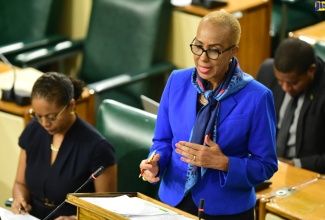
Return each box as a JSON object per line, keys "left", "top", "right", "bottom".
{"left": 218, "top": 97, "right": 237, "bottom": 126}
{"left": 187, "top": 88, "right": 198, "bottom": 132}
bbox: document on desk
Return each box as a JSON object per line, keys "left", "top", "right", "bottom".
{"left": 0, "top": 207, "right": 40, "bottom": 220}
{"left": 80, "top": 195, "right": 195, "bottom": 220}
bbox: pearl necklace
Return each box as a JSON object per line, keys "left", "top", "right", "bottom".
{"left": 51, "top": 144, "right": 60, "bottom": 152}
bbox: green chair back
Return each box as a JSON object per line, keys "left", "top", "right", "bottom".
{"left": 314, "top": 42, "right": 325, "bottom": 60}
{"left": 96, "top": 99, "right": 159, "bottom": 199}
{"left": 78, "top": 0, "right": 172, "bottom": 109}
{"left": 0, "top": 0, "right": 64, "bottom": 44}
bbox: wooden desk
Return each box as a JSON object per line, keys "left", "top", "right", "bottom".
{"left": 256, "top": 162, "right": 320, "bottom": 199}
{"left": 256, "top": 162, "right": 321, "bottom": 220}
{"left": 289, "top": 21, "right": 325, "bottom": 43}
{"left": 66, "top": 192, "right": 197, "bottom": 220}
{"left": 167, "top": 0, "right": 271, "bottom": 78}
{"left": 265, "top": 177, "right": 325, "bottom": 220}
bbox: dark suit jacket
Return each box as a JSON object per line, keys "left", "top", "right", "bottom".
{"left": 257, "top": 57, "right": 325, "bottom": 174}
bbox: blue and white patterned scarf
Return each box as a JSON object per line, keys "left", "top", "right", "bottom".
{"left": 184, "top": 57, "right": 254, "bottom": 195}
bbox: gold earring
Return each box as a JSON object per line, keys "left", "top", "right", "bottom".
{"left": 70, "top": 111, "right": 75, "bottom": 115}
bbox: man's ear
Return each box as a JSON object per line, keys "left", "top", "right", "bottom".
{"left": 307, "top": 63, "right": 316, "bottom": 80}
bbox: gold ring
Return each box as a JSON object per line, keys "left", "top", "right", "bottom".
{"left": 18, "top": 207, "right": 22, "bottom": 212}
{"left": 142, "top": 176, "right": 147, "bottom": 181}
{"left": 192, "top": 155, "right": 196, "bottom": 161}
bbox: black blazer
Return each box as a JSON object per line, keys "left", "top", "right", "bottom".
{"left": 257, "top": 57, "right": 325, "bottom": 174}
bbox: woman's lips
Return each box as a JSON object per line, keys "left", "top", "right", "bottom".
{"left": 198, "top": 65, "right": 212, "bottom": 74}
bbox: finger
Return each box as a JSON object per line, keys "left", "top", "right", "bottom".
{"left": 205, "top": 135, "right": 219, "bottom": 149}
{"left": 152, "top": 153, "right": 160, "bottom": 162}
{"left": 175, "top": 142, "right": 193, "bottom": 153}
{"left": 16, "top": 206, "right": 22, "bottom": 214}
{"left": 182, "top": 141, "right": 199, "bottom": 149}
{"left": 143, "top": 174, "right": 160, "bottom": 183}
{"left": 204, "top": 135, "right": 212, "bottom": 146}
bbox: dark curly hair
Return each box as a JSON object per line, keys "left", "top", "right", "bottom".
{"left": 31, "top": 72, "right": 84, "bottom": 106}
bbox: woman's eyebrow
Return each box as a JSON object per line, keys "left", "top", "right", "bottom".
{"left": 194, "top": 39, "right": 221, "bottom": 47}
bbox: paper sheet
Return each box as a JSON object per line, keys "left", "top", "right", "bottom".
{"left": 0, "top": 207, "right": 40, "bottom": 220}
{"left": 80, "top": 195, "right": 195, "bottom": 220}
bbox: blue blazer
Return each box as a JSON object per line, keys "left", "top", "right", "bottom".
{"left": 151, "top": 67, "right": 278, "bottom": 215}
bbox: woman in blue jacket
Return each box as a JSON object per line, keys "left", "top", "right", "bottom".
{"left": 139, "top": 10, "right": 278, "bottom": 220}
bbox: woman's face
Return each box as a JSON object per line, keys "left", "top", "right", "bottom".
{"left": 30, "top": 98, "right": 74, "bottom": 135}
{"left": 193, "top": 20, "right": 238, "bottom": 90}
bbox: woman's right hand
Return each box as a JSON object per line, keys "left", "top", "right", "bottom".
{"left": 139, "top": 153, "right": 160, "bottom": 183}
{"left": 11, "top": 197, "right": 32, "bottom": 214}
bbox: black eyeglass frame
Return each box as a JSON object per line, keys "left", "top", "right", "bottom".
{"left": 189, "top": 37, "right": 236, "bottom": 60}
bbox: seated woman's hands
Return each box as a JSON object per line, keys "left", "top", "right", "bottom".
{"left": 11, "top": 197, "right": 32, "bottom": 215}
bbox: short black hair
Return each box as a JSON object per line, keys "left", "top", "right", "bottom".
{"left": 31, "top": 72, "right": 84, "bottom": 106}
{"left": 274, "top": 38, "right": 315, "bottom": 75}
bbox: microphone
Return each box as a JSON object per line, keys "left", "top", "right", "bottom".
{"left": 43, "top": 166, "right": 105, "bottom": 220}
{"left": 198, "top": 198, "right": 204, "bottom": 220}
{"left": 0, "top": 53, "right": 31, "bottom": 106}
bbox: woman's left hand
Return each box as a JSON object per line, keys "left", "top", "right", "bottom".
{"left": 175, "top": 135, "right": 229, "bottom": 172}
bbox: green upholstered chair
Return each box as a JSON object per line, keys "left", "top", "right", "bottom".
{"left": 271, "top": 0, "right": 325, "bottom": 56}
{"left": 0, "top": 0, "right": 67, "bottom": 66}
{"left": 13, "top": 0, "right": 175, "bottom": 111}
{"left": 314, "top": 41, "right": 325, "bottom": 60}
{"left": 96, "top": 99, "right": 159, "bottom": 199}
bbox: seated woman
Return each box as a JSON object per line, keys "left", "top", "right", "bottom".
{"left": 11, "top": 72, "right": 117, "bottom": 220}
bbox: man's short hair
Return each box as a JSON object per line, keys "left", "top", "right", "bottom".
{"left": 274, "top": 38, "right": 315, "bottom": 75}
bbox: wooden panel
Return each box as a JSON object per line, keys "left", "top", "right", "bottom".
{"left": 289, "top": 21, "right": 325, "bottom": 42}
{"left": 0, "top": 112, "right": 23, "bottom": 209}
{"left": 174, "top": 0, "right": 270, "bottom": 17}
{"left": 78, "top": 207, "right": 109, "bottom": 220}
{"left": 236, "top": 4, "right": 271, "bottom": 78}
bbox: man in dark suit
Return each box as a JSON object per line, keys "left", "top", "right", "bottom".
{"left": 257, "top": 38, "right": 325, "bottom": 174}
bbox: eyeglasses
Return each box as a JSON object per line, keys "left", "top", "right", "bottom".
{"left": 29, "top": 104, "right": 68, "bottom": 123}
{"left": 190, "top": 38, "right": 236, "bottom": 60}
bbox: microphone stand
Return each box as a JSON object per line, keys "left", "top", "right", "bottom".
{"left": 43, "top": 166, "right": 105, "bottom": 220}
